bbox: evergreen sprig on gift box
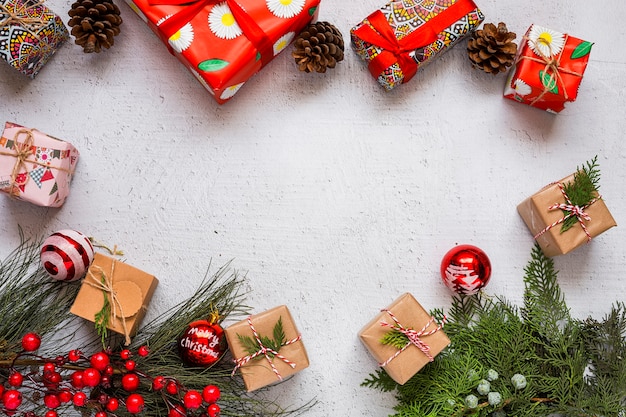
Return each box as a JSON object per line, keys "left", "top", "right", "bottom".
{"left": 561, "top": 155, "right": 602, "bottom": 232}
{"left": 237, "top": 317, "right": 286, "bottom": 358}
{"left": 362, "top": 244, "right": 626, "bottom": 417}
{"left": 0, "top": 233, "right": 314, "bottom": 417}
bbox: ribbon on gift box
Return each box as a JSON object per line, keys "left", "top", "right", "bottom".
{"left": 0, "top": 129, "right": 73, "bottom": 197}
{"left": 147, "top": 0, "right": 274, "bottom": 67}
{"left": 232, "top": 315, "right": 302, "bottom": 381}
{"left": 378, "top": 309, "right": 446, "bottom": 367}
{"left": 0, "top": 1, "right": 46, "bottom": 32}
{"left": 533, "top": 182, "right": 601, "bottom": 242}
{"left": 353, "top": 0, "right": 477, "bottom": 84}
{"left": 519, "top": 34, "right": 584, "bottom": 107}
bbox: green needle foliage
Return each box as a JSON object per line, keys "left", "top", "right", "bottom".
{"left": 238, "top": 316, "right": 287, "bottom": 358}
{"left": 363, "top": 244, "right": 626, "bottom": 417}
{"left": 0, "top": 235, "right": 314, "bottom": 417}
{"left": 561, "top": 155, "right": 601, "bottom": 232}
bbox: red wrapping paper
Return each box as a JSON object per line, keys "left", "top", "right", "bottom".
{"left": 504, "top": 24, "right": 593, "bottom": 113}
{"left": 125, "top": 0, "right": 320, "bottom": 104}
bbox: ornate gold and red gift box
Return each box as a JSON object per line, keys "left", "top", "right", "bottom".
{"left": 504, "top": 24, "right": 593, "bottom": 113}
{"left": 351, "top": 0, "right": 483, "bottom": 91}
{"left": 125, "top": 0, "right": 320, "bottom": 104}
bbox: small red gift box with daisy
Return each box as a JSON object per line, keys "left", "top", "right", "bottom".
{"left": 503, "top": 24, "right": 593, "bottom": 113}
{"left": 124, "top": 0, "right": 320, "bottom": 104}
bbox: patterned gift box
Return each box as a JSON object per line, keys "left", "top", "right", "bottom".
{"left": 124, "top": 0, "right": 320, "bottom": 104}
{"left": 70, "top": 253, "right": 159, "bottom": 345}
{"left": 504, "top": 24, "right": 593, "bottom": 113}
{"left": 0, "top": 121, "right": 78, "bottom": 207}
{"left": 518, "top": 173, "right": 616, "bottom": 257}
{"left": 224, "top": 305, "right": 309, "bottom": 391}
{"left": 350, "top": 0, "right": 483, "bottom": 91}
{"left": 359, "top": 293, "right": 449, "bottom": 385}
{"left": 0, "top": 0, "right": 69, "bottom": 78}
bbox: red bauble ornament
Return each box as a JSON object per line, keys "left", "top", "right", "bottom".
{"left": 40, "top": 229, "right": 94, "bottom": 282}
{"left": 178, "top": 319, "right": 226, "bottom": 367}
{"left": 441, "top": 244, "right": 492, "bottom": 295}
{"left": 21, "top": 332, "right": 41, "bottom": 351}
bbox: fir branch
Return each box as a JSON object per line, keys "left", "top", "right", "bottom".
{"left": 381, "top": 327, "right": 411, "bottom": 350}
{"left": 238, "top": 317, "right": 286, "bottom": 358}
{"left": 561, "top": 155, "right": 601, "bottom": 232}
{"left": 93, "top": 271, "right": 111, "bottom": 347}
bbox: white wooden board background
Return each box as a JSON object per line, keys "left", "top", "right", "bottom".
{"left": 1, "top": 0, "right": 626, "bottom": 415}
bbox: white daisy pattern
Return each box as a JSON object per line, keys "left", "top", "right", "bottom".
{"left": 220, "top": 82, "right": 245, "bottom": 100}
{"left": 169, "top": 23, "right": 194, "bottom": 53}
{"left": 527, "top": 25, "right": 565, "bottom": 58}
{"left": 266, "top": 0, "right": 305, "bottom": 18}
{"left": 512, "top": 79, "right": 532, "bottom": 97}
{"left": 273, "top": 32, "right": 295, "bottom": 56}
{"left": 208, "top": 3, "right": 243, "bottom": 40}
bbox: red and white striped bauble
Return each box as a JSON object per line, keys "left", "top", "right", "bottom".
{"left": 40, "top": 230, "right": 95, "bottom": 281}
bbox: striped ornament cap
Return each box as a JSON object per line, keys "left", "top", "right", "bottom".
{"left": 40, "top": 229, "right": 95, "bottom": 281}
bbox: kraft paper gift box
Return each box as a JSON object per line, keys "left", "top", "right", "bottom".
{"left": 0, "top": 122, "right": 78, "bottom": 207}
{"left": 518, "top": 174, "right": 616, "bottom": 257}
{"left": 70, "top": 253, "right": 159, "bottom": 344}
{"left": 359, "top": 293, "right": 450, "bottom": 385}
{"left": 350, "top": 0, "right": 483, "bottom": 91}
{"left": 504, "top": 24, "right": 593, "bottom": 113}
{"left": 124, "top": 0, "right": 320, "bottom": 104}
{"left": 225, "top": 305, "right": 309, "bottom": 391}
{"left": 0, "top": 0, "right": 69, "bottom": 78}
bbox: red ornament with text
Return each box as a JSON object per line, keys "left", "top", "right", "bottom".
{"left": 178, "top": 311, "right": 226, "bottom": 367}
{"left": 440, "top": 244, "right": 491, "bottom": 295}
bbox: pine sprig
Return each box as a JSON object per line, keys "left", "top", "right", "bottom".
{"left": 238, "top": 316, "right": 287, "bottom": 358}
{"left": 93, "top": 271, "right": 111, "bottom": 347}
{"left": 381, "top": 327, "right": 412, "bottom": 350}
{"left": 561, "top": 155, "right": 601, "bottom": 232}
{"left": 364, "top": 244, "right": 626, "bottom": 417}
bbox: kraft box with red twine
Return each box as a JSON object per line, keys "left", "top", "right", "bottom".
{"left": 503, "top": 24, "right": 593, "bottom": 113}
{"left": 350, "top": 0, "right": 484, "bottom": 91}
{"left": 518, "top": 173, "right": 616, "bottom": 257}
{"left": 70, "top": 253, "right": 159, "bottom": 345}
{"left": 224, "top": 305, "right": 309, "bottom": 392}
{"left": 0, "top": 121, "right": 78, "bottom": 207}
{"left": 124, "top": 0, "right": 320, "bottom": 104}
{"left": 0, "top": 0, "right": 69, "bottom": 78}
{"left": 359, "top": 293, "right": 450, "bottom": 385}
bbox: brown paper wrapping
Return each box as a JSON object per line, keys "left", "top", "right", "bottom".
{"left": 517, "top": 174, "right": 617, "bottom": 257}
{"left": 359, "top": 293, "right": 450, "bottom": 385}
{"left": 70, "top": 253, "right": 159, "bottom": 341}
{"left": 224, "top": 305, "right": 309, "bottom": 392}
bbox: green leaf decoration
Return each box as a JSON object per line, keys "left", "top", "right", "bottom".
{"left": 237, "top": 316, "right": 287, "bottom": 359}
{"left": 93, "top": 272, "right": 110, "bottom": 348}
{"left": 308, "top": 6, "right": 317, "bottom": 16}
{"left": 539, "top": 70, "right": 559, "bottom": 94}
{"left": 561, "top": 155, "right": 601, "bottom": 232}
{"left": 380, "top": 327, "right": 411, "bottom": 349}
{"left": 571, "top": 41, "right": 593, "bottom": 59}
{"left": 256, "top": 51, "right": 261, "bottom": 62}
{"left": 198, "top": 58, "right": 229, "bottom": 72}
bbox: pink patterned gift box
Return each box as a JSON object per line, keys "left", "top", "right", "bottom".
{"left": 0, "top": 0, "right": 69, "bottom": 78}
{"left": 0, "top": 122, "right": 79, "bottom": 207}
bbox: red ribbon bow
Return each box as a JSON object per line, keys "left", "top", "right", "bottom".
{"left": 353, "top": 0, "right": 477, "bottom": 84}
{"left": 147, "top": 0, "right": 273, "bottom": 67}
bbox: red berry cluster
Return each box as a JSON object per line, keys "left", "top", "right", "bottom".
{"left": 1, "top": 333, "right": 222, "bottom": 417}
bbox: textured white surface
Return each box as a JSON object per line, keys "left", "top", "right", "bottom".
{"left": 1, "top": 0, "right": 626, "bottom": 415}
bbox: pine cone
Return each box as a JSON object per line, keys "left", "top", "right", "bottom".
{"left": 292, "top": 21, "right": 344, "bottom": 73}
{"left": 68, "top": 0, "right": 123, "bottom": 53}
{"left": 467, "top": 22, "right": 517, "bottom": 75}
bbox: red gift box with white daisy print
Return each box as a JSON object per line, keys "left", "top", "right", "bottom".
{"left": 125, "top": 0, "right": 320, "bottom": 104}
{"left": 503, "top": 24, "right": 593, "bottom": 113}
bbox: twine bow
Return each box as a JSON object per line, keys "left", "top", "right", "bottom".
{"left": 378, "top": 309, "right": 446, "bottom": 367}
{"left": 85, "top": 262, "right": 132, "bottom": 345}
{"left": 0, "top": 2, "right": 46, "bottom": 32}
{"left": 147, "top": 0, "right": 273, "bottom": 67}
{"left": 533, "top": 182, "right": 601, "bottom": 242}
{"left": 519, "top": 34, "right": 583, "bottom": 107}
{"left": 0, "top": 128, "right": 74, "bottom": 197}
{"left": 231, "top": 316, "right": 302, "bottom": 381}
{"left": 353, "top": 0, "right": 478, "bottom": 84}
